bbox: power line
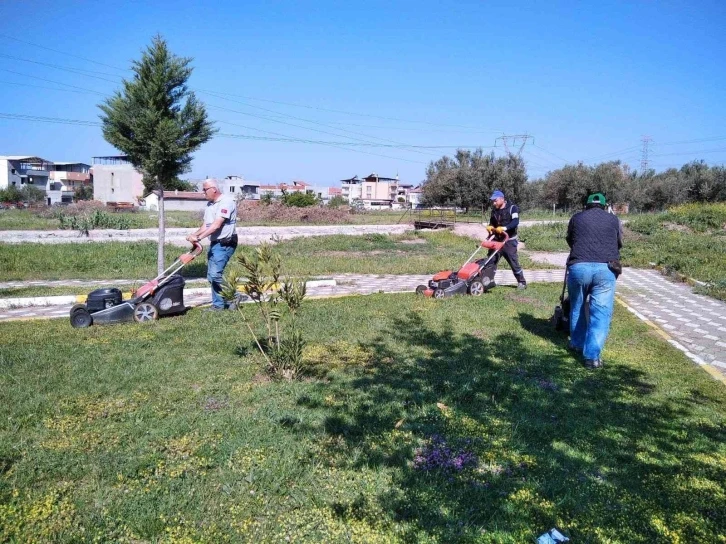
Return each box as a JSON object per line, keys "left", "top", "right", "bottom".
{"left": 0, "top": 68, "right": 108, "bottom": 95}
{"left": 580, "top": 145, "right": 641, "bottom": 163}
{"left": 0, "top": 32, "right": 506, "bottom": 133}
{"left": 0, "top": 53, "right": 122, "bottom": 82}
{"left": 531, "top": 143, "right": 570, "bottom": 164}
{"left": 196, "top": 87, "right": 504, "bottom": 132}
{"left": 201, "top": 90, "right": 442, "bottom": 158}
{"left": 649, "top": 147, "right": 726, "bottom": 158}
{"left": 0, "top": 112, "right": 101, "bottom": 126}
{"left": 206, "top": 102, "right": 434, "bottom": 161}
{"left": 0, "top": 80, "right": 98, "bottom": 94}
{"left": 0, "top": 33, "right": 130, "bottom": 73}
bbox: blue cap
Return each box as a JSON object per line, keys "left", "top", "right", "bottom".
{"left": 490, "top": 190, "right": 504, "bottom": 200}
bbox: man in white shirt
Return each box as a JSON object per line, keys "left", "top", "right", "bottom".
{"left": 186, "top": 179, "right": 238, "bottom": 310}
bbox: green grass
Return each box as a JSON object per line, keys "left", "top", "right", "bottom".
{"left": 623, "top": 204, "right": 726, "bottom": 301}
{"left": 0, "top": 208, "right": 600, "bottom": 231}
{"left": 0, "top": 232, "right": 555, "bottom": 283}
{"left": 1, "top": 288, "right": 725, "bottom": 542}
{"left": 0, "top": 286, "right": 95, "bottom": 298}
{"left": 520, "top": 223, "right": 570, "bottom": 252}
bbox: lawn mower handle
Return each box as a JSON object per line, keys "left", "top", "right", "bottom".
{"left": 179, "top": 241, "right": 203, "bottom": 265}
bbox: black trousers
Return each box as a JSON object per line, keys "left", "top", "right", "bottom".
{"left": 487, "top": 239, "right": 526, "bottom": 283}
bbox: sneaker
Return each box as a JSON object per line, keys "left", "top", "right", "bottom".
{"left": 517, "top": 282, "right": 527, "bottom": 290}
{"left": 567, "top": 343, "right": 581, "bottom": 355}
{"left": 583, "top": 358, "right": 603, "bottom": 369}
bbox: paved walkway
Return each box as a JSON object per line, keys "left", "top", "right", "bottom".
{"left": 1, "top": 268, "right": 724, "bottom": 380}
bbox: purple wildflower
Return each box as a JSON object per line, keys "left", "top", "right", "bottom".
{"left": 413, "top": 435, "right": 478, "bottom": 473}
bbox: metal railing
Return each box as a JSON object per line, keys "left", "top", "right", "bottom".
{"left": 396, "top": 207, "right": 486, "bottom": 226}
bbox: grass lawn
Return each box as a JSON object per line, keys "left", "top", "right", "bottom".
{"left": 0, "top": 208, "right": 594, "bottom": 231}
{"left": 1, "top": 287, "right": 725, "bottom": 542}
{"left": 0, "top": 232, "right": 555, "bottom": 284}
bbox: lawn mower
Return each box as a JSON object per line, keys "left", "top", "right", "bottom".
{"left": 552, "top": 266, "right": 589, "bottom": 332}
{"left": 69, "top": 242, "right": 203, "bottom": 328}
{"left": 415, "top": 233, "right": 508, "bottom": 298}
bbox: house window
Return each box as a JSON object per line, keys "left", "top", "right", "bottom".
{"left": 230, "top": 186, "right": 235, "bottom": 192}
{"left": 11, "top": 169, "right": 15, "bottom": 174}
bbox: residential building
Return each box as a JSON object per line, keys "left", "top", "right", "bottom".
{"left": 360, "top": 172, "right": 402, "bottom": 209}
{"left": 341, "top": 175, "right": 362, "bottom": 202}
{"left": 408, "top": 186, "right": 424, "bottom": 208}
{"left": 143, "top": 190, "right": 207, "bottom": 212}
{"left": 91, "top": 156, "right": 144, "bottom": 206}
{"left": 0, "top": 155, "right": 53, "bottom": 192}
{"left": 48, "top": 162, "right": 91, "bottom": 205}
{"left": 222, "top": 175, "right": 260, "bottom": 200}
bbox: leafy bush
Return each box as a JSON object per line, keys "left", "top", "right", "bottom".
{"left": 57, "top": 209, "right": 137, "bottom": 235}
{"left": 0, "top": 185, "right": 45, "bottom": 204}
{"left": 222, "top": 243, "right": 308, "bottom": 380}
{"left": 327, "top": 195, "right": 347, "bottom": 208}
{"left": 73, "top": 185, "right": 94, "bottom": 201}
{"left": 282, "top": 191, "right": 319, "bottom": 208}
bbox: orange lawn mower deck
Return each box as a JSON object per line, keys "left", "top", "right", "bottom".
{"left": 416, "top": 234, "right": 508, "bottom": 299}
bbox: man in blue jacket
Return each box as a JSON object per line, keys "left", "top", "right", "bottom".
{"left": 566, "top": 192, "right": 623, "bottom": 369}
{"left": 487, "top": 190, "right": 527, "bottom": 289}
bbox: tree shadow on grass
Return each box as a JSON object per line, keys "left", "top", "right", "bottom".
{"left": 298, "top": 309, "right": 726, "bottom": 542}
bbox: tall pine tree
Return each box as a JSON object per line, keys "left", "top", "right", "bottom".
{"left": 99, "top": 35, "right": 215, "bottom": 272}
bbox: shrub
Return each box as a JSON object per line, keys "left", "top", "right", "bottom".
{"left": 282, "top": 191, "right": 318, "bottom": 208}
{"left": 222, "top": 243, "right": 308, "bottom": 380}
{"left": 57, "top": 208, "right": 138, "bottom": 235}
{"left": 73, "top": 185, "right": 94, "bottom": 201}
{"left": 327, "top": 195, "right": 347, "bottom": 208}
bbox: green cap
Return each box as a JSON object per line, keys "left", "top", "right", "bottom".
{"left": 587, "top": 193, "right": 607, "bottom": 206}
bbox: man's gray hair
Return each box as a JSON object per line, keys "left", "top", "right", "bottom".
{"left": 202, "top": 178, "right": 219, "bottom": 190}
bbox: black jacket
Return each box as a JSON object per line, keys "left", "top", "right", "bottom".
{"left": 489, "top": 201, "right": 520, "bottom": 237}
{"left": 566, "top": 207, "right": 623, "bottom": 266}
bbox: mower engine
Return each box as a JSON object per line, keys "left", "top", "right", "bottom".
{"left": 86, "top": 288, "right": 123, "bottom": 312}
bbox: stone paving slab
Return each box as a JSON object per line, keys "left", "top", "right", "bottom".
{"left": 616, "top": 268, "right": 726, "bottom": 377}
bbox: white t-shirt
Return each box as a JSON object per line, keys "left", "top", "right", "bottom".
{"left": 203, "top": 195, "right": 237, "bottom": 241}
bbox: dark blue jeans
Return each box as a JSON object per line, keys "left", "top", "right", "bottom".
{"left": 567, "top": 262, "right": 617, "bottom": 360}
{"left": 207, "top": 242, "right": 236, "bottom": 309}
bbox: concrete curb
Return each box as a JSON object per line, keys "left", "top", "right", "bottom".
{"left": 0, "top": 279, "right": 337, "bottom": 309}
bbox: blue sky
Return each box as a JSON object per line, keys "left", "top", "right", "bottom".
{"left": 1, "top": 0, "right": 724, "bottom": 185}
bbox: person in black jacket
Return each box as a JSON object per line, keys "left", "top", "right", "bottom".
{"left": 566, "top": 192, "right": 623, "bottom": 369}
{"left": 486, "top": 190, "right": 527, "bottom": 289}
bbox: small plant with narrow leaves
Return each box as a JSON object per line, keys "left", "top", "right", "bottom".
{"left": 221, "top": 243, "right": 308, "bottom": 379}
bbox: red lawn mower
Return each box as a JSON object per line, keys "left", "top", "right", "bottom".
{"left": 416, "top": 233, "right": 508, "bottom": 298}
{"left": 69, "top": 242, "right": 203, "bottom": 328}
